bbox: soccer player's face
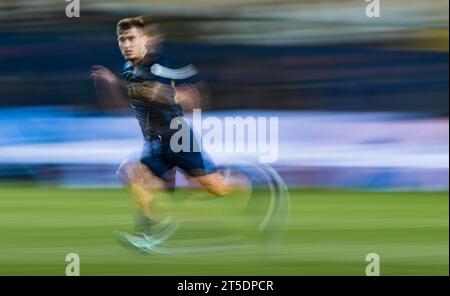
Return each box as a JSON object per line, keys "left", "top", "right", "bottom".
{"left": 118, "top": 28, "right": 148, "bottom": 62}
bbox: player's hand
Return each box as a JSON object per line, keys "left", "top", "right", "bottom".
{"left": 90, "top": 65, "right": 128, "bottom": 108}
{"left": 90, "top": 65, "right": 118, "bottom": 83}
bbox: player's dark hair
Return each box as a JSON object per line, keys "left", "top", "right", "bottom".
{"left": 116, "top": 17, "right": 159, "bottom": 36}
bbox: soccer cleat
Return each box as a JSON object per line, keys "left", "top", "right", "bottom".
{"left": 114, "top": 220, "right": 180, "bottom": 254}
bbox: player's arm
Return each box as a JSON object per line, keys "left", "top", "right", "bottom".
{"left": 126, "top": 80, "right": 174, "bottom": 104}
{"left": 90, "top": 65, "right": 129, "bottom": 109}
{"left": 153, "top": 61, "right": 206, "bottom": 112}
{"left": 125, "top": 78, "right": 205, "bottom": 112}
{"left": 173, "top": 82, "right": 205, "bottom": 113}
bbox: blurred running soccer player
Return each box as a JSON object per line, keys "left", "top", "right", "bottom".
{"left": 90, "top": 17, "right": 233, "bottom": 235}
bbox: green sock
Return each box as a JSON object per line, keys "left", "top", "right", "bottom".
{"left": 134, "top": 212, "right": 157, "bottom": 233}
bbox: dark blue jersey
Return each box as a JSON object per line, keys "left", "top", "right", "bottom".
{"left": 121, "top": 53, "right": 200, "bottom": 139}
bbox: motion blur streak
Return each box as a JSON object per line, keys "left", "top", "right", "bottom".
{"left": 0, "top": 109, "right": 448, "bottom": 189}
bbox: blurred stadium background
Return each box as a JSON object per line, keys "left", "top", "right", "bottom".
{"left": 0, "top": 0, "right": 448, "bottom": 275}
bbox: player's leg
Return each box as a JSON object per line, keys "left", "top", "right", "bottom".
{"left": 116, "top": 160, "right": 165, "bottom": 230}
{"left": 169, "top": 147, "right": 235, "bottom": 197}
{"left": 117, "top": 142, "right": 174, "bottom": 233}
{"left": 192, "top": 172, "right": 233, "bottom": 197}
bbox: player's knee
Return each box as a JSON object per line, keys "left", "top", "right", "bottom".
{"left": 195, "top": 174, "right": 232, "bottom": 197}
{"left": 210, "top": 185, "right": 231, "bottom": 197}
{"left": 214, "top": 191, "right": 226, "bottom": 197}
{"left": 206, "top": 182, "right": 231, "bottom": 197}
{"left": 116, "top": 162, "right": 144, "bottom": 186}
{"left": 116, "top": 165, "right": 131, "bottom": 184}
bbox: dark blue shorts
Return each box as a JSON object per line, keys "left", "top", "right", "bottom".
{"left": 140, "top": 137, "right": 215, "bottom": 181}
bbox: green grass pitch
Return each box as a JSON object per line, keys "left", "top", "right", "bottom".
{"left": 0, "top": 186, "right": 447, "bottom": 275}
